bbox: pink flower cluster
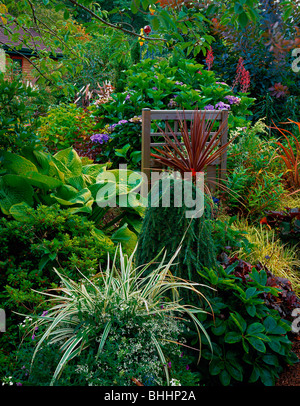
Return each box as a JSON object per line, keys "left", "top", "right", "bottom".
{"left": 205, "top": 46, "right": 214, "bottom": 71}
{"left": 232, "top": 57, "right": 251, "bottom": 93}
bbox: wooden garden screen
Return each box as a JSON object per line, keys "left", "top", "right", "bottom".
{"left": 141, "top": 108, "right": 229, "bottom": 193}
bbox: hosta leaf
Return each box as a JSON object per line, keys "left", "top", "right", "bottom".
{"left": 0, "top": 175, "right": 34, "bottom": 214}
{"left": 51, "top": 185, "right": 92, "bottom": 206}
{"left": 90, "top": 181, "right": 117, "bottom": 207}
{"left": 97, "top": 169, "right": 143, "bottom": 195}
{"left": 21, "top": 147, "right": 51, "bottom": 175}
{"left": 91, "top": 229, "right": 114, "bottom": 249}
{"left": 9, "top": 202, "right": 32, "bottom": 222}
{"left": 20, "top": 171, "right": 63, "bottom": 190}
{"left": 111, "top": 223, "right": 137, "bottom": 253}
{"left": 67, "top": 200, "right": 94, "bottom": 215}
{"left": 82, "top": 164, "right": 107, "bottom": 184}
{"left": 0, "top": 150, "right": 38, "bottom": 175}
{"left": 67, "top": 175, "right": 86, "bottom": 190}
{"left": 54, "top": 147, "right": 82, "bottom": 177}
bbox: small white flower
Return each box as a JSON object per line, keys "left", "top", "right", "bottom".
{"left": 170, "top": 378, "right": 181, "bottom": 386}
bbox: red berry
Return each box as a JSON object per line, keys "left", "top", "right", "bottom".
{"left": 144, "top": 25, "right": 151, "bottom": 35}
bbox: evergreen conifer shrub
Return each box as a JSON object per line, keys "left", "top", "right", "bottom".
{"left": 136, "top": 178, "right": 217, "bottom": 284}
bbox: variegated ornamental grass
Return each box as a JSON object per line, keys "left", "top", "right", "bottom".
{"left": 24, "top": 244, "right": 214, "bottom": 386}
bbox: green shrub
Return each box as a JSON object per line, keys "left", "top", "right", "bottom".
{"left": 100, "top": 117, "right": 142, "bottom": 169}
{"left": 12, "top": 245, "right": 210, "bottom": 386}
{"left": 210, "top": 215, "right": 254, "bottom": 257}
{"left": 136, "top": 178, "right": 217, "bottom": 287}
{"left": 0, "top": 72, "right": 40, "bottom": 152}
{"left": 0, "top": 204, "right": 115, "bottom": 367}
{"left": 0, "top": 147, "right": 144, "bottom": 241}
{"left": 194, "top": 264, "right": 298, "bottom": 386}
{"left": 225, "top": 120, "right": 286, "bottom": 220}
{"left": 36, "top": 103, "right": 100, "bottom": 152}
{"left": 94, "top": 57, "right": 255, "bottom": 165}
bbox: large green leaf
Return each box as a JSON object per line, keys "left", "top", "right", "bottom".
{"left": 111, "top": 223, "right": 137, "bottom": 253}
{"left": 67, "top": 199, "right": 94, "bottom": 215}
{"left": 21, "top": 147, "right": 51, "bottom": 175}
{"left": 89, "top": 181, "right": 117, "bottom": 207}
{"left": 0, "top": 150, "right": 38, "bottom": 175}
{"left": 96, "top": 168, "right": 144, "bottom": 195}
{"left": 67, "top": 175, "right": 87, "bottom": 190}
{"left": 0, "top": 175, "right": 34, "bottom": 214}
{"left": 51, "top": 185, "right": 93, "bottom": 207}
{"left": 82, "top": 163, "right": 107, "bottom": 185}
{"left": 9, "top": 202, "right": 32, "bottom": 222}
{"left": 20, "top": 171, "right": 63, "bottom": 191}
{"left": 91, "top": 228, "right": 115, "bottom": 249}
{"left": 54, "top": 148, "right": 82, "bottom": 177}
{"left": 48, "top": 158, "right": 69, "bottom": 182}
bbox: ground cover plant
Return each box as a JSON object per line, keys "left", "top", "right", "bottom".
{"left": 1, "top": 0, "right": 300, "bottom": 390}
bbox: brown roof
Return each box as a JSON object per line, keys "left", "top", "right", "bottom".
{"left": 0, "top": 22, "right": 62, "bottom": 56}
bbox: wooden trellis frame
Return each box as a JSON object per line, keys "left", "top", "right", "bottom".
{"left": 141, "top": 108, "right": 229, "bottom": 194}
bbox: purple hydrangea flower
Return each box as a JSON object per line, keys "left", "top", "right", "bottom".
{"left": 90, "top": 133, "right": 111, "bottom": 144}
{"left": 215, "top": 101, "right": 231, "bottom": 110}
{"left": 204, "top": 104, "right": 215, "bottom": 110}
{"left": 125, "top": 93, "right": 131, "bottom": 101}
{"left": 224, "top": 95, "right": 241, "bottom": 105}
{"left": 117, "top": 119, "right": 128, "bottom": 125}
{"left": 108, "top": 123, "right": 118, "bottom": 132}
{"left": 168, "top": 98, "right": 178, "bottom": 108}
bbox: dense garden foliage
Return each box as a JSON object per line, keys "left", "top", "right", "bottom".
{"left": 0, "top": 0, "right": 300, "bottom": 388}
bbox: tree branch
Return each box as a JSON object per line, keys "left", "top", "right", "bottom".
{"left": 0, "top": 40, "right": 60, "bottom": 87}
{"left": 65, "top": 0, "right": 166, "bottom": 42}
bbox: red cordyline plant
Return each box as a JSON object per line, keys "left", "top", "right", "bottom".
{"left": 150, "top": 110, "right": 235, "bottom": 190}
{"left": 231, "top": 57, "right": 251, "bottom": 93}
{"left": 271, "top": 119, "right": 300, "bottom": 191}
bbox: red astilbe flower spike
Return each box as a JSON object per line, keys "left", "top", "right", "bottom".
{"left": 231, "top": 57, "right": 251, "bottom": 93}
{"left": 205, "top": 46, "right": 214, "bottom": 71}
{"left": 240, "top": 68, "right": 250, "bottom": 93}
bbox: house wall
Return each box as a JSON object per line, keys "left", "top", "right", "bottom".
{"left": 1, "top": 51, "right": 36, "bottom": 83}
{"left": 22, "top": 57, "right": 35, "bottom": 82}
